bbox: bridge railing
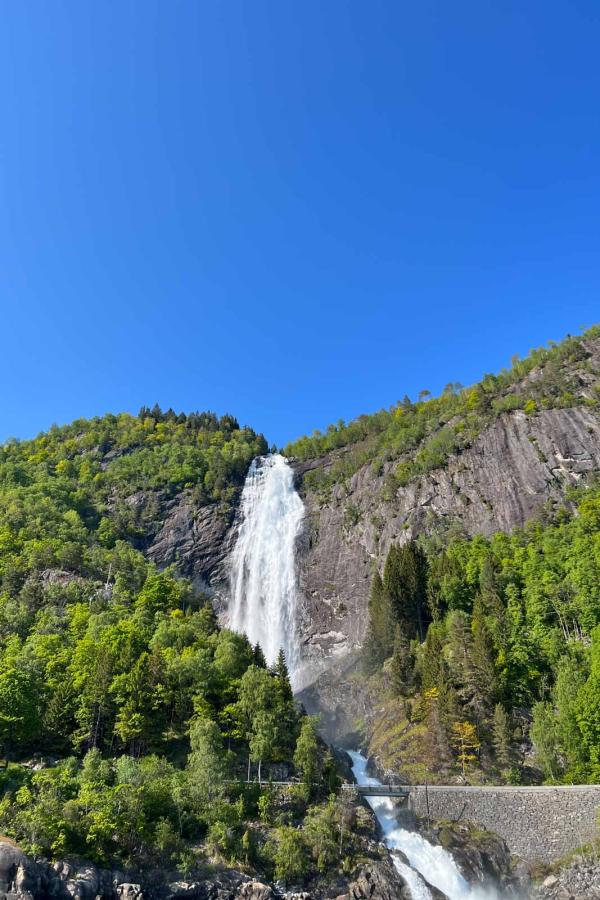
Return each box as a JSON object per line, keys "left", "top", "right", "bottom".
{"left": 341, "top": 783, "right": 409, "bottom": 797}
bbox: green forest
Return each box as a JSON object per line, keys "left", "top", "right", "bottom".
{"left": 361, "top": 482, "right": 600, "bottom": 784}
{"left": 0, "top": 408, "right": 357, "bottom": 884}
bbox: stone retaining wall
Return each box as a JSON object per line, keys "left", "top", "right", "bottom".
{"left": 405, "top": 785, "right": 600, "bottom": 863}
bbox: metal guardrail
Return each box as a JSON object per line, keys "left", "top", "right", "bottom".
{"left": 341, "top": 783, "right": 410, "bottom": 797}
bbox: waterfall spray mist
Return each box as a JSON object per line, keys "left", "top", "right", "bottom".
{"left": 229, "top": 454, "right": 304, "bottom": 675}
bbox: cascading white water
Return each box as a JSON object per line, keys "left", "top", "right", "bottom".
{"left": 348, "top": 751, "right": 503, "bottom": 900}
{"left": 394, "top": 860, "right": 435, "bottom": 900}
{"left": 229, "top": 454, "right": 304, "bottom": 674}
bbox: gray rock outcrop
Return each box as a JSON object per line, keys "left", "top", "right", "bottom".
{"left": 147, "top": 495, "right": 235, "bottom": 595}
{"left": 532, "top": 858, "right": 600, "bottom": 899}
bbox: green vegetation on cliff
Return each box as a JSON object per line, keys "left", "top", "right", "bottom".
{"left": 0, "top": 406, "right": 266, "bottom": 584}
{"left": 0, "top": 407, "right": 359, "bottom": 883}
{"left": 362, "top": 483, "right": 600, "bottom": 784}
{"left": 285, "top": 326, "right": 600, "bottom": 495}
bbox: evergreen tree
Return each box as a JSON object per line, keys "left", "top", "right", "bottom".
{"left": 362, "top": 572, "right": 395, "bottom": 673}
{"left": 274, "top": 649, "right": 293, "bottom": 703}
{"left": 418, "top": 622, "right": 445, "bottom": 692}
{"left": 253, "top": 643, "right": 267, "bottom": 668}
{"left": 273, "top": 648, "right": 298, "bottom": 753}
{"left": 383, "top": 542, "right": 428, "bottom": 640}
{"left": 389, "top": 625, "right": 414, "bottom": 696}
{"left": 479, "top": 555, "right": 506, "bottom": 627}
{"left": 437, "top": 661, "right": 460, "bottom": 737}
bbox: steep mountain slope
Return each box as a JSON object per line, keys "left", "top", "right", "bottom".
{"left": 290, "top": 330, "right": 600, "bottom": 666}
{"left": 294, "top": 404, "right": 600, "bottom": 663}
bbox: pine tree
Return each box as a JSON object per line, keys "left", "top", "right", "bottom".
{"left": 437, "top": 661, "right": 460, "bottom": 735}
{"left": 362, "top": 572, "right": 395, "bottom": 673}
{"left": 253, "top": 643, "right": 267, "bottom": 668}
{"left": 383, "top": 542, "right": 428, "bottom": 640}
{"left": 492, "top": 703, "right": 512, "bottom": 772}
{"left": 273, "top": 648, "right": 297, "bottom": 752}
{"left": 419, "top": 623, "right": 445, "bottom": 692}
{"left": 390, "top": 625, "right": 414, "bottom": 696}
{"left": 361, "top": 625, "right": 380, "bottom": 676}
{"left": 274, "top": 649, "right": 293, "bottom": 703}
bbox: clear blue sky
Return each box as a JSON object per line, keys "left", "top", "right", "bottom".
{"left": 1, "top": 2, "right": 598, "bottom": 447}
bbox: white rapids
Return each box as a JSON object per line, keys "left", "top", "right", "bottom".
{"left": 348, "top": 751, "right": 504, "bottom": 900}
{"left": 229, "top": 454, "right": 304, "bottom": 676}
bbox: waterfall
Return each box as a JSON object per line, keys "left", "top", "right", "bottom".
{"left": 229, "top": 454, "right": 304, "bottom": 675}
{"left": 348, "top": 751, "right": 503, "bottom": 900}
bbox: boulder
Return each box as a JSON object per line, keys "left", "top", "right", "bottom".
{"left": 340, "top": 858, "right": 413, "bottom": 900}
{"left": 0, "top": 842, "right": 28, "bottom": 892}
{"left": 116, "top": 885, "right": 144, "bottom": 900}
{"left": 236, "top": 882, "right": 274, "bottom": 900}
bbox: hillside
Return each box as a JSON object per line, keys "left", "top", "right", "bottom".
{"left": 290, "top": 328, "right": 600, "bottom": 664}
{"left": 286, "top": 328, "right": 600, "bottom": 787}
{"left": 0, "top": 327, "right": 599, "bottom": 885}
{"left": 0, "top": 410, "right": 381, "bottom": 890}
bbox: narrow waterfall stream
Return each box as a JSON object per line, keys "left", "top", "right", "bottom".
{"left": 229, "top": 454, "right": 304, "bottom": 675}
{"left": 348, "top": 752, "right": 502, "bottom": 900}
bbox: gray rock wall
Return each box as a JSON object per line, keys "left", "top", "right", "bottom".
{"left": 294, "top": 405, "right": 600, "bottom": 665}
{"left": 147, "top": 494, "right": 236, "bottom": 596}
{"left": 405, "top": 784, "right": 600, "bottom": 863}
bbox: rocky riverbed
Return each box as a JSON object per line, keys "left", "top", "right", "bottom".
{"left": 530, "top": 855, "right": 600, "bottom": 900}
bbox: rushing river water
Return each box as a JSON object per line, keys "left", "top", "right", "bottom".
{"left": 229, "top": 454, "right": 304, "bottom": 675}
{"left": 348, "top": 751, "right": 503, "bottom": 900}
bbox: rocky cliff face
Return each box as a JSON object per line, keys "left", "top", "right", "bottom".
{"left": 138, "top": 402, "right": 600, "bottom": 671}
{"left": 134, "top": 340, "right": 600, "bottom": 681}
{"left": 293, "top": 404, "right": 600, "bottom": 666}
{"left": 146, "top": 492, "right": 236, "bottom": 596}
